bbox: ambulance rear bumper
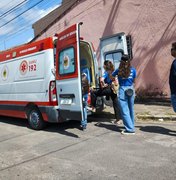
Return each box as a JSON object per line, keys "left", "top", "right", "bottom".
{"left": 40, "top": 106, "right": 59, "bottom": 123}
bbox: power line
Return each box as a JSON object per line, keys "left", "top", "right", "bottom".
{"left": 0, "top": 0, "right": 45, "bottom": 29}
{"left": 0, "top": 0, "right": 63, "bottom": 49}
{"left": 0, "top": 0, "right": 69, "bottom": 42}
{"left": 0, "top": 1, "right": 21, "bottom": 12}
{"left": 1, "top": 1, "right": 59, "bottom": 39}
{"left": 0, "top": 0, "right": 61, "bottom": 40}
{"left": 0, "top": 0, "right": 28, "bottom": 19}
{"left": 0, "top": 0, "right": 86, "bottom": 49}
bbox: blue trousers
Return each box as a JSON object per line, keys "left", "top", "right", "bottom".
{"left": 171, "top": 94, "right": 176, "bottom": 112}
{"left": 118, "top": 86, "right": 135, "bottom": 132}
{"left": 81, "top": 94, "right": 88, "bottom": 127}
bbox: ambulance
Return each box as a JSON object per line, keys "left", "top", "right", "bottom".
{"left": 0, "top": 23, "right": 131, "bottom": 130}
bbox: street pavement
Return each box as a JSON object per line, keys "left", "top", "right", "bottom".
{"left": 0, "top": 103, "right": 176, "bottom": 180}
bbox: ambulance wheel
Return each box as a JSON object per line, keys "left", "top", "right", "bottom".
{"left": 27, "top": 107, "right": 47, "bottom": 130}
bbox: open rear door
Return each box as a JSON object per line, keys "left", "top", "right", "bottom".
{"left": 100, "top": 32, "right": 128, "bottom": 75}
{"left": 55, "top": 23, "right": 84, "bottom": 121}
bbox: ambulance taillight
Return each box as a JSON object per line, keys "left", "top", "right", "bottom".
{"left": 49, "top": 81, "right": 57, "bottom": 105}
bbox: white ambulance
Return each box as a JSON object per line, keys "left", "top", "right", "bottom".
{"left": 0, "top": 23, "right": 131, "bottom": 130}
{"left": 0, "top": 23, "right": 101, "bottom": 130}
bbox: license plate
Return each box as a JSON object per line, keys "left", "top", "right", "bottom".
{"left": 60, "top": 98, "right": 72, "bottom": 105}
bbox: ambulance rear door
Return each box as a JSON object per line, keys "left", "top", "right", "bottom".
{"left": 100, "top": 32, "right": 132, "bottom": 75}
{"left": 55, "top": 23, "right": 84, "bottom": 121}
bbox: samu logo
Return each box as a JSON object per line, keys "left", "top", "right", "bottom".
{"left": 19, "top": 60, "right": 28, "bottom": 75}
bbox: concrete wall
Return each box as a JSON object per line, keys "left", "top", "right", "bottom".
{"left": 34, "top": 0, "right": 176, "bottom": 98}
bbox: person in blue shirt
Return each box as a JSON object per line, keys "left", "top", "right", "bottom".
{"left": 169, "top": 42, "right": 176, "bottom": 112}
{"left": 112, "top": 54, "right": 136, "bottom": 135}
{"left": 91, "top": 60, "right": 121, "bottom": 123}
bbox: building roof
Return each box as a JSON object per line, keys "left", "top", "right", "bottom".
{"left": 32, "top": 0, "right": 79, "bottom": 41}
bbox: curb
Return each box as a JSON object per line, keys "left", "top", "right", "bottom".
{"left": 136, "top": 115, "right": 176, "bottom": 121}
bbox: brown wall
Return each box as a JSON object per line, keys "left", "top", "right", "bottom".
{"left": 34, "top": 0, "right": 176, "bottom": 98}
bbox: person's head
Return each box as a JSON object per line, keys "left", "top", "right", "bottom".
{"left": 118, "top": 54, "right": 131, "bottom": 78}
{"left": 171, "top": 42, "right": 176, "bottom": 58}
{"left": 103, "top": 60, "right": 114, "bottom": 72}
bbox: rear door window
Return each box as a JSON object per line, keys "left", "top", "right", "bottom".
{"left": 105, "top": 51, "right": 122, "bottom": 69}
{"left": 59, "top": 47, "right": 75, "bottom": 75}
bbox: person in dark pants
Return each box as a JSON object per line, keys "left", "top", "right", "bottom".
{"left": 169, "top": 42, "right": 176, "bottom": 112}
{"left": 91, "top": 60, "right": 121, "bottom": 123}
{"left": 112, "top": 54, "right": 136, "bottom": 135}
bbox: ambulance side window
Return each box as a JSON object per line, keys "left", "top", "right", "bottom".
{"left": 105, "top": 51, "right": 122, "bottom": 69}
{"left": 59, "top": 47, "right": 75, "bottom": 75}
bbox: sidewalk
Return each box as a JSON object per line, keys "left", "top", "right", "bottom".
{"left": 135, "top": 102, "right": 176, "bottom": 121}
{"left": 103, "top": 101, "right": 176, "bottom": 122}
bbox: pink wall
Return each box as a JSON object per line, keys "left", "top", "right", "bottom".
{"left": 36, "top": 0, "right": 176, "bottom": 98}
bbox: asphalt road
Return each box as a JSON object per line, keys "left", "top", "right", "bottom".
{"left": 0, "top": 113, "right": 176, "bottom": 180}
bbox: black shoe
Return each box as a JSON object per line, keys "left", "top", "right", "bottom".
{"left": 80, "top": 125, "right": 87, "bottom": 131}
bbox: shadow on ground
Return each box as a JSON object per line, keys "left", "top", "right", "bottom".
{"left": 0, "top": 117, "right": 80, "bottom": 138}
{"left": 88, "top": 111, "right": 114, "bottom": 122}
{"left": 44, "top": 121, "right": 81, "bottom": 138}
{"left": 0, "top": 116, "right": 28, "bottom": 128}
{"left": 138, "top": 125, "right": 176, "bottom": 137}
{"left": 0, "top": 111, "right": 117, "bottom": 138}
{"left": 94, "top": 122, "right": 123, "bottom": 132}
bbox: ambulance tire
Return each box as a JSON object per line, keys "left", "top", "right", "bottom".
{"left": 27, "top": 107, "right": 47, "bottom": 130}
